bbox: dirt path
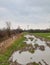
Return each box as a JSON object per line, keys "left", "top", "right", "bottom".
{"left": 0, "top": 33, "right": 23, "bottom": 53}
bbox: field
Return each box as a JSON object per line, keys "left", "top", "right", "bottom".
{"left": 0, "top": 32, "right": 50, "bottom": 65}
{"left": 33, "top": 33, "right": 50, "bottom": 40}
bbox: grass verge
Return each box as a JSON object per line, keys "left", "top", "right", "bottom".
{"left": 0, "top": 33, "right": 25, "bottom": 65}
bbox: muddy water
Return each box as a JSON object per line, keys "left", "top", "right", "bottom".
{"left": 9, "top": 34, "right": 50, "bottom": 65}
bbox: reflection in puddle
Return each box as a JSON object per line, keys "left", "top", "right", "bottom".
{"left": 24, "top": 35, "right": 46, "bottom": 46}
{"left": 9, "top": 34, "right": 50, "bottom": 65}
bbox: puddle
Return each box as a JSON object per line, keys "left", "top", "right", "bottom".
{"left": 24, "top": 35, "right": 46, "bottom": 45}
{"left": 9, "top": 34, "right": 50, "bottom": 65}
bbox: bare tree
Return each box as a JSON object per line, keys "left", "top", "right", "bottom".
{"left": 27, "top": 25, "right": 29, "bottom": 30}
{"left": 6, "top": 22, "right": 11, "bottom": 30}
{"left": 6, "top": 21, "right": 11, "bottom": 37}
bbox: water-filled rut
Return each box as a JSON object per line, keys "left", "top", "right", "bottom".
{"left": 9, "top": 34, "right": 50, "bottom": 65}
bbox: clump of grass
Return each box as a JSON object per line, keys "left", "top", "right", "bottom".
{"left": 27, "top": 62, "right": 39, "bottom": 65}
{"left": 29, "top": 49, "right": 35, "bottom": 53}
{"left": 29, "top": 37, "right": 33, "bottom": 41}
{"left": 32, "top": 62, "right": 39, "bottom": 65}
{"left": 34, "top": 44, "right": 39, "bottom": 49}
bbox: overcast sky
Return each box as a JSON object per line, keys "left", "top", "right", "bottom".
{"left": 0, "top": 0, "right": 50, "bottom": 29}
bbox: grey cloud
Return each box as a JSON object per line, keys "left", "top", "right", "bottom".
{"left": 0, "top": 0, "right": 50, "bottom": 29}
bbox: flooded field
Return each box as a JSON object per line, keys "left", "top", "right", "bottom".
{"left": 9, "top": 34, "right": 50, "bottom": 65}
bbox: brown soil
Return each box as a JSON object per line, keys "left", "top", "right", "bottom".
{"left": 27, "top": 62, "right": 39, "bottom": 65}
{"left": 10, "top": 61, "right": 21, "bottom": 65}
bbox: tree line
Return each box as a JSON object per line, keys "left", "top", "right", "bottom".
{"left": 0, "top": 22, "right": 50, "bottom": 42}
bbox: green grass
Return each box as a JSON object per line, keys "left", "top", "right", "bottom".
{"left": 33, "top": 33, "right": 50, "bottom": 40}
{"left": 0, "top": 34, "right": 26, "bottom": 65}
{"left": 32, "top": 62, "right": 39, "bottom": 65}
{"left": 27, "top": 62, "right": 39, "bottom": 65}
